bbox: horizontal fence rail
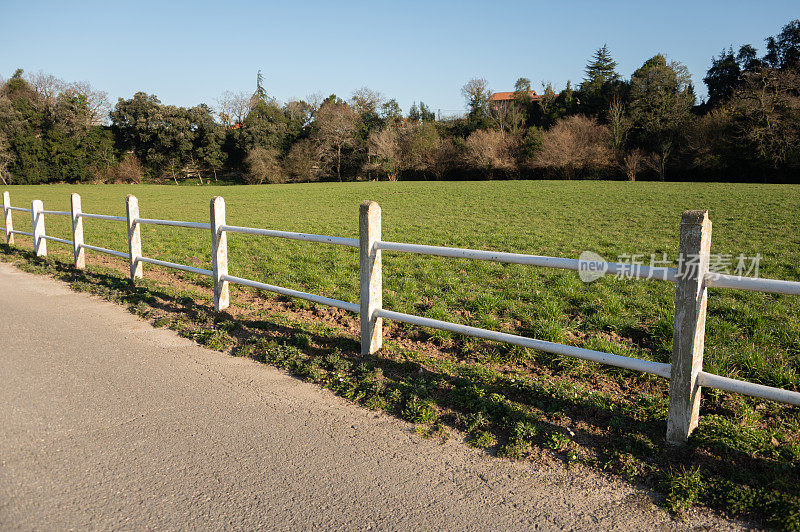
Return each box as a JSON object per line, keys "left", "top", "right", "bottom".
{"left": 706, "top": 273, "right": 800, "bottom": 296}
{"left": 41, "top": 235, "right": 73, "bottom": 246}
{"left": 2, "top": 190, "right": 798, "bottom": 446}
{"left": 376, "top": 241, "right": 678, "bottom": 282}
{"left": 220, "top": 224, "right": 359, "bottom": 247}
{"left": 78, "top": 212, "right": 126, "bottom": 222}
{"left": 222, "top": 274, "right": 360, "bottom": 313}
{"left": 136, "top": 217, "right": 211, "bottom": 230}
{"left": 80, "top": 243, "right": 130, "bottom": 260}
{"left": 375, "top": 308, "right": 673, "bottom": 378}
{"left": 137, "top": 256, "right": 213, "bottom": 277}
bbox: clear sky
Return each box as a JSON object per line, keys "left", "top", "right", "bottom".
{"left": 0, "top": 0, "right": 797, "bottom": 116}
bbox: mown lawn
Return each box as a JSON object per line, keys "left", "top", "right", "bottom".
{"left": 3, "top": 180, "right": 799, "bottom": 528}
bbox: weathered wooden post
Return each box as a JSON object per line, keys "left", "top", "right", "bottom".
{"left": 31, "top": 200, "right": 47, "bottom": 257}
{"left": 359, "top": 201, "right": 382, "bottom": 356}
{"left": 2, "top": 191, "right": 12, "bottom": 245}
{"left": 667, "top": 210, "right": 712, "bottom": 444}
{"left": 126, "top": 195, "right": 143, "bottom": 281}
{"left": 70, "top": 193, "right": 85, "bottom": 269}
{"left": 210, "top": 196, "right": 229, "bottom": 311}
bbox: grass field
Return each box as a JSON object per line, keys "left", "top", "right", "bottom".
{"left": 2, "top": 180, "right": 799, "bottom": 528}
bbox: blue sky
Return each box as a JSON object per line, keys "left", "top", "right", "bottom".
{"left": 0, "top": 1, "right": 797, "bottom": 115}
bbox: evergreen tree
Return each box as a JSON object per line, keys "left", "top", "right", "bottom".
{"left": 578, "top": 45, "right": 622, "bottom": 117}
{"left": 581, "top": 44, "right": 620, "bottom": 90}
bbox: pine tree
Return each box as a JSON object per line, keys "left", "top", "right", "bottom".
{"left": 581, "top": 44, "right": 620, "bottom": 91}
{"left": 255, "top": 70, "right": 267, "bottom": 102}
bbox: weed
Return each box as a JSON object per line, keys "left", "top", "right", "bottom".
{"left": 470, "top": 430, "right": 497, "bottom": 449}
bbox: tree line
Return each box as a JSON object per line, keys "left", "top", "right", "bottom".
{"left": 1, "top": 19, "right": 798, "bottom": 185}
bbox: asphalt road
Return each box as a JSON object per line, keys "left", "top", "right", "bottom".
{"left": 0, "top": 262, "right": 742, "bottom": 530}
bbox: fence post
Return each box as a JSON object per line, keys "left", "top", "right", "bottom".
{"left": 359, "top": 201, "right": 382, "bottom": 356}
{"left": 31, "top": 200, "right": 46, "bottom": 257}
{"left": 667, "top": 210, "right": 712, "bottom": 445}
{"left": 126, "top": 195, "right": 143, "bottom": 281}
{"left": 210, "top": 196, "right": 229, "bottom": 311}
{"left": 3, "top": 191, "right": 12, "bottom": 245}
{"left": 70, "top": 193, "right": 85, "bottom": 269}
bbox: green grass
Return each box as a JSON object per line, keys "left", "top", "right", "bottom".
{"left": 2, "top": 180, "right": 799, "bottom": 528}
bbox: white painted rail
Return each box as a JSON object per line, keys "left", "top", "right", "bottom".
{"left": 376, "top": 241, "right": 677, "bottom": 282}
{"left": 222, "top": 273, "right": 359, "bottom": 313}
{"left": 697, "top": 371, "right": 800, "bottom": 406}
{"left": 2, "top": 190, "right": 798, "bottom": 446}
{"left": 376, "top": 308, "right": 672, "bottom": 378}
{"left": 80, "top": 243, "right": 130, "bottom": 260}
{"left": 706, "top": 273, "right": 800, "bottom": 296}
{"left": 79, "top": 212, "right": 126, "bottom": 222}
{"left": 135, "top": 217, "right": 211, "bottom": 230}
{"left": 41, "top": 235, "right": 73, "bottom": 246}
{"left": 220, "top": 224, "right": 359, "bottom": 247}
{"left": 137, "top": 256, "right": 213, "bottom": 277}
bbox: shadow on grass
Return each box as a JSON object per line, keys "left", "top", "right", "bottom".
{"left": 1, "top": 243, "right": 797, "bottom": 529}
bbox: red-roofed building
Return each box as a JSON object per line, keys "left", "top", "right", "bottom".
{"left": 489, "top": 90, "right": 543, "bottom": 103}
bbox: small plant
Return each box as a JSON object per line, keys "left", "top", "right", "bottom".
{"left": 470, "top": 430, "right": 497, "bottom": 449}
{"left": 664, "top": 466, "right": 704, "bottom": 513}
{"left": 402, "top": 395, "right": 438, "bottom": 424}
{"left": 497, "top": 438, "right": 529, "bottom": 459}
{"left": 289, "top": 333, "right": 312, "bottom": 350}
{"left": 543, "top": 431, "right": 570, "bottom": 451}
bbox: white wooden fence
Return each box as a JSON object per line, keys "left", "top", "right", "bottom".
{"left": 2, "top": 191, "right": 799, "bottom": 445}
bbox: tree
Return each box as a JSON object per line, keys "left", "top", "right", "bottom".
{"left": 69, "top": 81, "right": 110, "bottom": 126}
{"left": 579, "top": 45, "right": 622, "bottom": 117}
{"left": 764, "top": 19, "right": 800, "bottom": 69}
{"left": 380, "top": 99, "right": 402, "bottom": 124}
{"left": 461, "top": 77, "right": 491, "bottom": 128}
{"left": 628, "top": 54, "right": 695, "bottom": 179}
{"left": 244, "top": 146, "right": 283, "bottom": 184}
{"left": 408, "top": 102, "right": 420, "bottom": 122}
{"left": 463, "top": 129, "right": 517, "bottom": 178}
{"left": 216, "top": 90, "right": 253, "bottom": 128}
{"left": 534, "top": 115, "right": 613, "bottom": 179}
{"left": 193, "top": 104, "right": 227, "bottom": 180}
{"left": 255, "top": 70, "right": 267, "bottom": 102}
{"left": 704, "top": 48, "right": 742, "bottom": 108}
{"left": 283, "top": 138, "right": 319, "bottom": 182}
{"left": 0, "top": 132, "right": 14, "bottom": 185}
{"left": 313, "top": 100, "right": 360, "bottom": 181}
{"left": 419, "top": 102, "right": 435, "bottom": 122}
{"left": 367, "top": 127, "right": 401, "bottom": 180}
{"left": 727, "top": 66, "right": 800, "bottom": 173}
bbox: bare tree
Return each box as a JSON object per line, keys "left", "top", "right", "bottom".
{"left": 244, "top": 146, "right": 283, "bottom": 184}
{"left": 464, "top": 129, "right": 517, "bottom": 177}
{"left": 314, "top": 101, "right": 360, "bottom": 181}
{"left": 368, "top": 127, "right": 401, "bottom": 180}
{"left": 623, "top": 148, "right": 644, "bottom": 181}
{"left": 306, "top": 92, "right": 324, "bottom": 115}
{"left": 534, "top": 115, "right": 613, "bottom": 179}
{"left": 25, "top": 70, "right": 64, "bottom": 109}
{"left": 283, "top": 138, "right": 320, "bottom": 182}
{"left": 350, "top": 87, "right": 384, "bottom": 117}
{"left": 68, "top": 81, "right": 110, "bottom": 126}
{"left": 608, "top": 95, "right": 628, "bottom": 154}
{"left": 216, "top": 90, "right": 252, "bottom": 127}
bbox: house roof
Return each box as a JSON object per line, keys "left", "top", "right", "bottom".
{"left": 490, "top": 90, "right": 541, "bottom": 101}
